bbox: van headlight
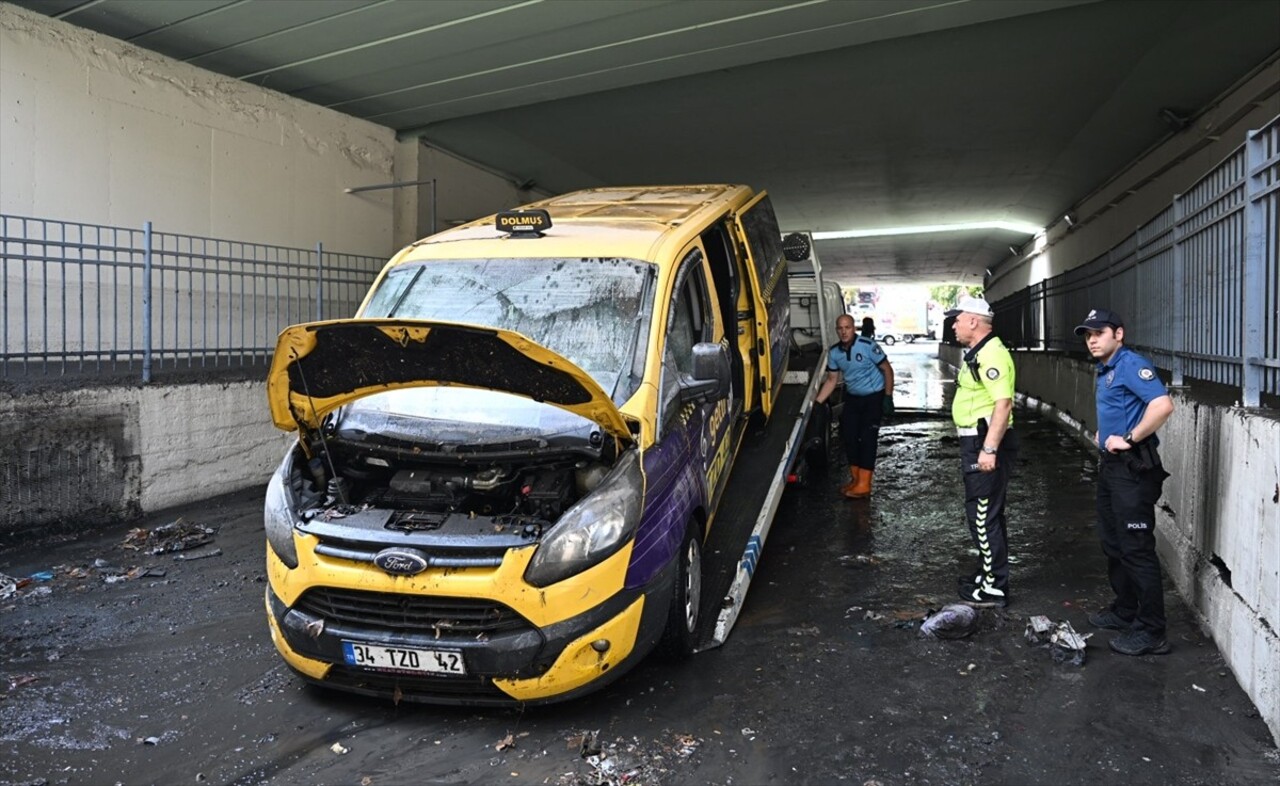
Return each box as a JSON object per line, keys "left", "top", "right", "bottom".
{"left": 524, "top": 450, "right": 642, "bottom": 587}
{"left": 263, "top": 454, "right": 299, "bottom": 569}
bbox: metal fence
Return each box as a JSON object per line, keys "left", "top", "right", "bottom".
{"left": 1, "top": 216, "right": 387, "bottom": 382}
{"left": 994, "top": 114, "right": 1280, "bottom": 407}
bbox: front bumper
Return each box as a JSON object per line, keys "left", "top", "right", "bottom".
{"left": 265, "top": 544, "right": 676, "bottom": 705}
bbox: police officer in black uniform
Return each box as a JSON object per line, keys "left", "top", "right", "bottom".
{"left": 1076, "top": 308, "right": 1175, "bottom": 656}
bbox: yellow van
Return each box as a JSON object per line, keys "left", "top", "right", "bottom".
{"left": 263, "top": 185, "right": 828, "bottom": 704}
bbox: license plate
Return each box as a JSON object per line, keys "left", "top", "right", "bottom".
{"left": 341, "top": 641, "right": 466, "bottom": 675}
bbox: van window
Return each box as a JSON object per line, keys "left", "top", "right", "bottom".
{"left": 361, "top": 257, "right": 653, "bottom": 403}
{"left": 659, "top": 249, "right": 711, "bottom": 432}
{"left": 736, "top": 194, "right": 785, "bottom": 298}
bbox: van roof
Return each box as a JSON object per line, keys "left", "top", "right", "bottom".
{"left": 397, "top": 184, "right": 755, "bottom": 264}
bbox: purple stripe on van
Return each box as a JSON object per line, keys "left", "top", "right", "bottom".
{"left": 625, "top": 410, "right": 707, "bottom": 588}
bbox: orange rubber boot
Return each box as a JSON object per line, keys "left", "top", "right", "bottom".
{"left": 839, "top": 467, "right": 861, "bottom": 496}
{"left": 847, "top": 468, "right": 873, "bottom": 498}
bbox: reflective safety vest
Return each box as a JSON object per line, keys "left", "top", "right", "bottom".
{"left": 952, "top": 334, "right": 1015, "bottom": 429}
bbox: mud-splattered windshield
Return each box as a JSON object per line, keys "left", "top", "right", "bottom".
{"left": 362, "top": 257, "right": 653, "bottom": 403}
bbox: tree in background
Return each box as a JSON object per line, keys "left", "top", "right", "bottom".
{"left": 929, "top": 284, "right": 984, "bottom": 310}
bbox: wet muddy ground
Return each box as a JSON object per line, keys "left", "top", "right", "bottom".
{"left": 2, "top": 345, "right": 1277, "bottom": 785}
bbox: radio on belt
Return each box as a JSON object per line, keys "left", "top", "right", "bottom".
{"left": 495, "top": 208, "right": 551, "bottom": 236}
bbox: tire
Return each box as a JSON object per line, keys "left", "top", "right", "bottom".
{"left": 658, "top": 520, "right": 703, "bottom": 658}
{"left": 803, "top": 400, "right": 831, "bottom": 475}
{"left": 882, "top": 335, "right": 896, "bottom": 346}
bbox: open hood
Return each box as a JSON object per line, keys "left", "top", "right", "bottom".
{"left": 266, "top": 319, "right": 632, "bottom": 442}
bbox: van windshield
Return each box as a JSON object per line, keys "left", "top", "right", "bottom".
{"left": 362, "top": 257, "right": 653, "bottom": 402}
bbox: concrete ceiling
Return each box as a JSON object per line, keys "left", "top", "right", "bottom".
{"left": 15, "top": 0, "right": 1280, "bottom": 286}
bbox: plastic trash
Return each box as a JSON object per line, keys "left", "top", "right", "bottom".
{"left": 919, "top": 603, "right": 979, "bottom": 639}
{"left": 1025, "top": 615, "right": 1091, "bottom": 665}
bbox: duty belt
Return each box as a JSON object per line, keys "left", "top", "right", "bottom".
{"left": 956, "top": 417, "right": 991, "bottom": 437}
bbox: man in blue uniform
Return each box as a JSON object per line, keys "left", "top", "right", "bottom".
{"left": 815, "top": 314, "right": 894, "bottom": 498}
{"left": 1076, "top": 308, "right": 1175, "bottom": 656}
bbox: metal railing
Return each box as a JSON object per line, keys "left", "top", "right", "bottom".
{"left": 994, "top": 115, "right": 1280, "bottom": 407}
{"left": 1, "top": 216, "right": 387, "bottom": 382}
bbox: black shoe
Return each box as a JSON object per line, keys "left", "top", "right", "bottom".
{"left": 1087, "top": 608, "right": 1133, "bottom": 631}
{"left": 1109, "top": 629, "right": 1171, "bottom": 656}
{"left": 959, "top": 584, "right": 1008, "bottom": 608}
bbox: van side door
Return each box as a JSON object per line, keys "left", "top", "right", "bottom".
{"left": 654, "top": 245, "right": 735, "bottom": 519}
{"left": 731, "top": 192, "right": 789, "bottom": 418}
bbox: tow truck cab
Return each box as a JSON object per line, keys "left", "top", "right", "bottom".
{"left": 262, "top": 185, "right": 818, "bottom": 705}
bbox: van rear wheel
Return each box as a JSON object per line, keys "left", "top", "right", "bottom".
{"left": 658, "top": 521, "right": 703, "bottom": 658}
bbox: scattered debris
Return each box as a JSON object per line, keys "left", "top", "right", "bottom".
{"left": 0, "top": 573, "right": 15, "bottom": 600}
{"left": 7, "top": 674, "right": 41, "bottom": 692}
{"left": 173, "top": 548, "right": 223, "bottom": 562}
{"left": 1024, "top": 615, "right": 1091, "bottom": 665}
{"left": 143, "top": 736, "right": 161, "bottom": 745}
{"left": 1025, "top": 615, "right": 1055, "bottom": 641}
{"left": 570, "top": 730, "right": 602, "bottom": 757}
{"left": 331, "top": 741, "right": 349, "bottom": 755}
{"left": 122, "top": 517, "right": 217, "bottom": 555}
{"left": 919, "top": 604, "right": 979, "bottom": 639}
{"left": 557, "top": 730, "right": 699, "bottom": 786}
{"left": 863, "top": 610, "right": 886, "bottom": 621}
{"left": 1192, "top": 684, "right": 1207, "bottom": 693}
{"left": 496, "top": 733, "right": 516, "bottom": 751}
{"left": 838, "top": 554, "right": 881, "bottom": 567}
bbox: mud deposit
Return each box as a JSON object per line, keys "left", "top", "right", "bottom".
{"left": 2, "top": 348, "right": 1277, "bottom": 785}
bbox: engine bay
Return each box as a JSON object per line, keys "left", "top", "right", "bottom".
{"left": 287, "top": 435, "right": 615, "bottom": 541}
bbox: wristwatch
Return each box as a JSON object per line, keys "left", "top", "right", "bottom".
{"left": 1123, "top": 431, "right": 1136, "bottom": 445}
{"left": 981, "top": 445, "right": 998, "bottom": 455}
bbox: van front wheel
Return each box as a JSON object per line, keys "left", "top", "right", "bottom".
{"left": 658, "top": 521, "right": 703, "bottom": 658}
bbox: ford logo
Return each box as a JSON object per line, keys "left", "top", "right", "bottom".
{"left": 373, "top": 547, "right": 430, "bottom": 576}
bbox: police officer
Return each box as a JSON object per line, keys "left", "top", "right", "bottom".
{"left": 815, "top": 314, "right": 894, "bottom": 498}
{"left": 947, "top": 296, "right": 1018, "bottom": 607}
{"left": 1075, "top": 308, "right": 1175, "bottom": 656}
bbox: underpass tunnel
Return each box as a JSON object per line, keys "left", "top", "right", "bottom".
{"left": 1, "top": 0, "right": 1277, "bottom": 745}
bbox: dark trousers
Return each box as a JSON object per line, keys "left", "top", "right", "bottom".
{"left": 1096, "top": 452, "right": 1169, "bottom": 635}
{"left": 960, "top": 431, "right": 1018, "bottom": 591}
{"left": 839, "top": 390, "right": 884, "bottom": 470}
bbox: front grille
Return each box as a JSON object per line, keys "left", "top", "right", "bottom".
{"left": 295, "top": 587, "right": 533, "bottom": 636}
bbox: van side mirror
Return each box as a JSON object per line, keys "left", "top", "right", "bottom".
{"left": 678, "top": 342, "right": 731, "bottom": 405}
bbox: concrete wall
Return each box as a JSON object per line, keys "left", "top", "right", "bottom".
{"left": 942, "top": 343, "right": 1280, "bottom": 743}
{"left": 0, "top": 2, "right": 399, "bottom": 255}
{"left": 1, "top": 382, "right": 288, "bottom": 540}
{"left": 0, "top": 2, "right": 546, "bottom": 538}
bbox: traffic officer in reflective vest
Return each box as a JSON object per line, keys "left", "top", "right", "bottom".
{"left": 947, "top": 296, "right": 1018, "bottom": 607}
{"left": 815, "top": 314, "right": 894, "bottom": 498}
{"left": 1076, "top": 308, "right": 1175, "bottom": 656}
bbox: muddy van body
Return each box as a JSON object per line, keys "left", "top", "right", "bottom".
{"left": 263, "top": 185, "right": 826, "bottom": 704}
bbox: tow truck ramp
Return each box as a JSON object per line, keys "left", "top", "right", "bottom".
{"left": 693, "top": 349, "right": 827, "bottom": 652}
